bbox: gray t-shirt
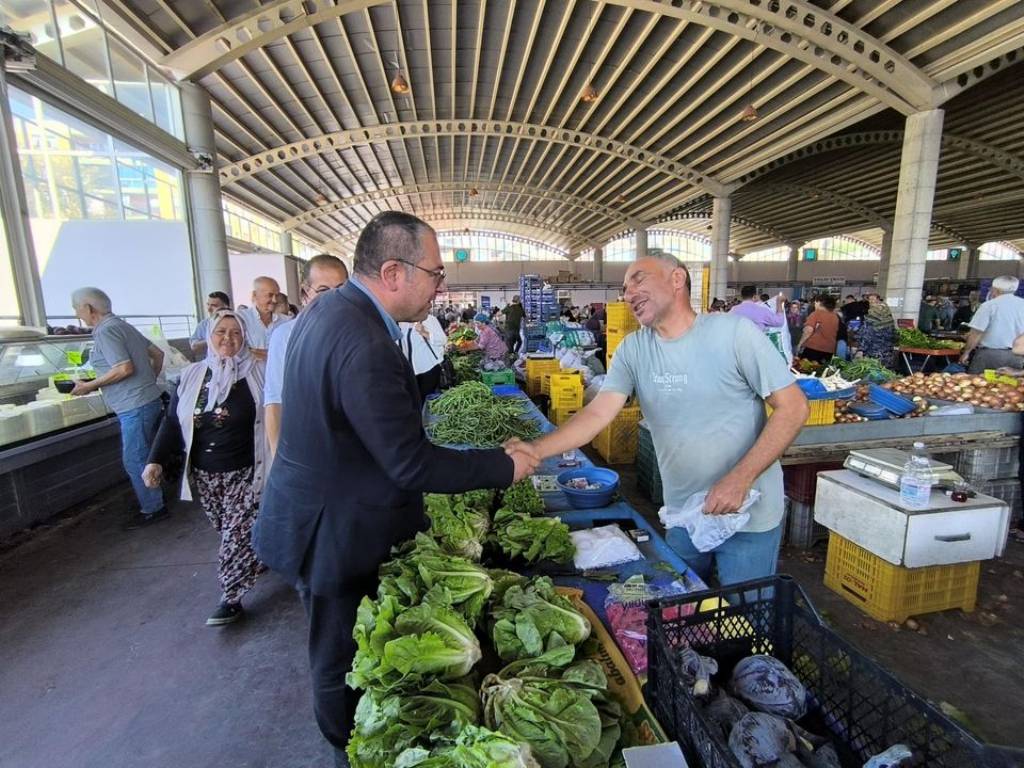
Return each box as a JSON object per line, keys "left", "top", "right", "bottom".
{"left": 89, "top": 315, "right": 162, "bottom": 414}
{"left": 602, "top": 313, "right": 796, "bottom": 532}
{"left": 968, "top": 293, "right": 1024, "bottom": 349}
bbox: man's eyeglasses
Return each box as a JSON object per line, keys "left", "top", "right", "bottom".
{"left": 394, "top": 259, "right": 447, "bottom": 283}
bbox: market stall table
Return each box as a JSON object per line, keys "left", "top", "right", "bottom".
{"left": 899, "top": 345, "right": 961, "bottom": 374}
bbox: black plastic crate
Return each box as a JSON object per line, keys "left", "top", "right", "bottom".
{"left": 646, "top": 576, "right": 1024, "bottom": 768}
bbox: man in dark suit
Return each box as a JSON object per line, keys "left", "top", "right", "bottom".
{"left": 253, "top": 211, "right": 536, "bottom": 767}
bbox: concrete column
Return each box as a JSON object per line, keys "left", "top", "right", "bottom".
{"left": 593, "top": 246, "right": 604, "bottom": 283}
{"left": 877, "top": 229, "right": 893, "bottom": 295}
{"left": 966, "top": 246, "right": 981, "bottom": 280}
{"left": 710, "top": 196, "right": 731, "bottom": 304}
{"left": 0, "top": 64, "right": 46, "bottom": 326}
{"left": 280, "top": 231, "right": 294, "bottom": 256}
{"left": 786, "top": 244, "right": 800, "bottom": 282}
{"left": 634, "top": 228, "right": 648, "bottom": 259}
{"left": 883, "top": 109, "right": 944, "bottom": 320}
{"left": 181, "top": 83, "right": 231, "bottom": 311}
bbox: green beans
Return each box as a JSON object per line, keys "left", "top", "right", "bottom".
{"left": 428, "top": 383, "right": 541, "bottom": 447}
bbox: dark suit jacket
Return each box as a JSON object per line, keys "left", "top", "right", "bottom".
{"left": 253, "top": 281, "right": 513, "bottom": 596}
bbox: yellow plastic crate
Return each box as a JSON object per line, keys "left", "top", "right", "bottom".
{"left": 606, "top": 302, "right": 639, "bottom": 331}
{"left": 525, "top": 358, "right": 560, "bottom": 396}
{"left": 823, "top": 532, "right": 980, "bottom": 623}
{"left": 592, "top": 405, "right": 641, "bottom": 464}
{"left": 766, "top": 398, "right": 834, "bottom": 427}
{"left": 549, "top": 373, "right": 583, "bottom": 409}
{"left": 549, "top": 406, "right": 579, "bottom": 426}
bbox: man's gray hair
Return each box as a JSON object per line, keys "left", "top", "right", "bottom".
{"left": 301, "top": 253, "right": 349, "bottom": 284}
{"left": 992, "top": 275, "right": 1019, "bottom": 295}
{"left": 353, "top": 211, "right": 435, "bottom": 278}
{"left": 640, "top": 248, "right": 692, "bottom": 295}
{"left": 71, "top": 287, "right": 112, "bottom": 314}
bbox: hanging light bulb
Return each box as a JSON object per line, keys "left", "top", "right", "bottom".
{"left": 739, "top": 103, "right": 760, "bottom": 122}
{"left": 614, "top": 194, "right": 626, "bottom": 205}
{"left": 391, "top": 71, "right": 410, "bottom": 95}
{"left": 314, "top": 193, "right": 328, "bottom": 206}
{"left": 580, "top": 83, "right": 599, "bottom": 103}
{"left": 469, "top": 187, "right": 479, "bottom": 197}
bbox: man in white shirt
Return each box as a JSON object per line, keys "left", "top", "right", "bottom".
{"left": 189, "top": 291, "right": 231, "bottom": 359}
{"left": 960, "top": 275, "right": 1024, "bottom": 373}
{"left": 265, "top": 256, "right": 349, "bottom": 457}
{"left": 238, "top": 276, "right": 288, "bottom": 362}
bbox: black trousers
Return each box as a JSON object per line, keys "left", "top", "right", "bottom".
{"left": 299, "top": 583, "right": 374, "bottom": 751}
{"left": 507, "top": 329, "right": 522, "bottom": 356}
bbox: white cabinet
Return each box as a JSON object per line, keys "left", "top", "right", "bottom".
{"left": 814, "top": 470, "right": 1010, "bottom": 567}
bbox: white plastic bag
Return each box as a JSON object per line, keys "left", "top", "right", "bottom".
{"left": 570, "top": 524, "right": 643, "bottom": 570}
{"left": 658, "top": 489, "right": 761, "bottom": 552}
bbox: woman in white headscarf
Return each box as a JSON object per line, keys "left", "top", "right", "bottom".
{"left": 142, "top": 310, "right": 268, "bottom": 626}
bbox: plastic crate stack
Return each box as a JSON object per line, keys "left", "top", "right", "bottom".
{"left": 524, "top": 357, "right": 560, "bottom": 397}
{"left": 781, "top": 461, "right": 844, "bottom": 549}
{"left": 593, "top": 404, "right": 641, "bottom": 464}
{"left": 953, "top": 445, "right": 1021, "bottom": 526}
{"left": 546, "top": 372, "right": 583, "bottom": 425}
{"left": 605, "top": 302, "right": 639, "bottom": 367}
{"left": 522, "top": 322, "right": 547, "bottom": 353}
{"left": 519, "top": 275, "right": 559, "bottom": 323}
{"left": 636, "top": 421, "right": 663, "bottom": 505}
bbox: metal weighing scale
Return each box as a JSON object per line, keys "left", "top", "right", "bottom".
{"left": 843, "top": 447, "right": 966, "bottom": 491}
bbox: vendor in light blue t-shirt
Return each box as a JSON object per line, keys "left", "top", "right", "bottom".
{"left": 505, "top": 250, "right": 809, "bottom": 585}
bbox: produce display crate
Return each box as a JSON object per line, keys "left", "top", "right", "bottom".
{"left": 525, "top": 357, "right": 561, "bottom": 396}
{"left": 823, "top": 532, "right": 980, "bottom": 623}
{"left": 782, "top": 461, "right": 845, "bottom": 505}
{"left": 549, "top": 372, "right": 583, "bottom": 409}
{"left": 606, "top": 327, "right": 634, "bottom": 359}
{"left": 647, "top": 575, "right": 1022, "bottom": 768}
{"left": 606, "top": 301, "right": 639, "bottom": 331}
{"left": 767, "top": 398, "right": 835, "bottom": 426}
{"left": 954, "top": 446, "right": 1019, "bottom": 483}
{"left": 548, "top": 406, "right": 579, "bottom": 426}
{"left": 636, "top": 423, "right": 663, "bottom": 505}
{"left": 971, "top": 478, "right": 1022, "bottom": 524}
{"left": 593, "top": 405, "right": 641, "bottom": 464}
{"left": 480, "top": 369, "right": 515, "bottom": 386}
{"left": 784, "top": 498, "right": 828, "bottom": 549}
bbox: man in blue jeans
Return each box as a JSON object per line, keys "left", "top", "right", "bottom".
{"left": 505, "top": 249, "right": 809, "bottom": 586}
{"left": 71, "top": 287, "right": 168, "bottom": 529}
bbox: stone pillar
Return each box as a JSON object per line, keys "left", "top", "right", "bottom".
{"left": 0, "top": 63, "right": 46, "bottom": 326}
{"left": 883, "top": 109, "right": 944, "bottom": 320}
{"left": 786, "top": 244, "right": 800, "bottom": 283}
{"left": 280, "top": 231, "right": 294, "bottom": 256}
{"left": 634, "top": 228, "right": 648, "bottom": 259}
{"left": 181, "top": 83, "right": 231, "bottom": 312}
{"left": 877, "top": 229, "right": 893, "bottom": 295}
{"left": 593, "top": 246, "right": 604, "bottom": 283}
{"left": 710, "top": 196, "right": 731, "bottom": 304}
{"left": 966, "top": 246, "right": 981, "bottom": 280}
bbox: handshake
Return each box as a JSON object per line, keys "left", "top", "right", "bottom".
{"left": 503, "top": 438, "right": 542, "bottom": 482}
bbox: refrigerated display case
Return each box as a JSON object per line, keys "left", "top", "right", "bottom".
{"left": 0, "top": 334, "right": 125, "bottom": 539}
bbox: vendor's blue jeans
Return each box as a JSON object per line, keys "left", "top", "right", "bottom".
{"left": 666, "top": 523, "right": 784, "bottom": 587}
{"left": 118, "top": 398, "right": 165, "bottom": 515}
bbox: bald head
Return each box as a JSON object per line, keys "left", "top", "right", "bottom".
{"left": 252, "top": 276, "right": 281, "bottom": 316}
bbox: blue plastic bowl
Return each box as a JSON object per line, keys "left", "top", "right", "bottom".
{"left": 556, "top": 467, "right": 620, "bottom": 509}
{"left": 868, "top": 383, "right": 916, "bottom": 416}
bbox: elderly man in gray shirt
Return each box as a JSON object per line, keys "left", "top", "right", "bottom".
{"left": 71, "top": 287, "right": 168, "bottom": 529}
{"left": 505, "top": 251, "right": 809, "bottom": 586}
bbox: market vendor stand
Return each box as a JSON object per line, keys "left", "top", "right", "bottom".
{"left": 898, "top": 345, "right": 962, "bottom": 374}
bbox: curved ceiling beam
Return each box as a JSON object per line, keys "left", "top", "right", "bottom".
{"left": 160, "top": 0, "right": 935, "bottom": 114}
{"left": 657, "top": 210, "right": 798, "bottom": 247}
{"left": 732, "top": 130, "right": 1024, "bottom": 188}
{"left": 756, "top": 182, "right": 892, "bottom": 231}
{"left": 219, "top": 120, "right": 725, "bottom": 195}
{"left": 931, "top": 221, "right": 973, "bottom": 247}
{"left": 282, "top": 181, "right": 630, "bottom": 231}
{"left": 331, "top": 208, "right": 591, "bottom": 251}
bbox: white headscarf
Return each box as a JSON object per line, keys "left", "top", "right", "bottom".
{"left": 201, "top": 309, "right": 254, "bottom": 412}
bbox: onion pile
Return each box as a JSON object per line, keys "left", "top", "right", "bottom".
{"left": 882, "top": 373, "right": 1024, "bottom": 412}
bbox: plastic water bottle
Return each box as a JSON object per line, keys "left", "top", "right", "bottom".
{"left": 899, "top": 442, "right": 933, "bottom": 509}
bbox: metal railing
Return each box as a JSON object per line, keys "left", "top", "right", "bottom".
{"left": 0, "top": 314, "right": 198, "bottom": 340}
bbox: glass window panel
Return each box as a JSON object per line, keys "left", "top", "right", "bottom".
{"left": 107, "top": 37, "right": 153, "bottom": 122}
{"left": 149, "top": 67, "right": 184, "bottom": 139}
{"left": 980, "top": 242, "right": 1020, "bottom": 261}
{"left": 1, "top": 1, "right": 62, "bottom": 65}
{"left": 42, "top": 99, "right": 111, "bottom": 153}
{"left": 53, "top": 1, "right": 113, "bottom": 96}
